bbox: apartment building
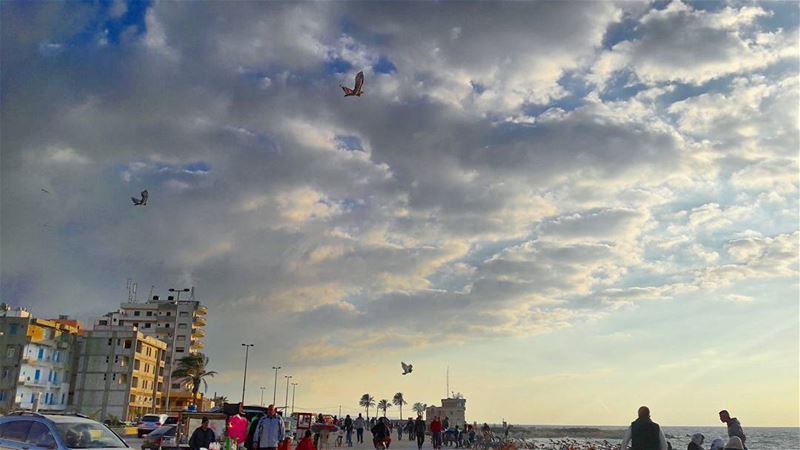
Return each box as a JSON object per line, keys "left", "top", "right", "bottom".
{"left": 96, "top": 293, "right": 207, "bottom": 411}
{"left": 72, "top": 326, "right": 167, "bottom": 421}
{"left": 0, "top": 307, "right": 80, "bottom": 412}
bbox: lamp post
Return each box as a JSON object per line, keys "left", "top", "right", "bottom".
{"left": 283, "top": 375, "right": 293, "bottom": 413}
{"left": 241, "top": 344, "right": 254, "bottom": 403}
{"left": 290, "top": 383, "right": 298, "bottom": 414}
{"left": 260, "top": 387, "right": 266, "bottom": 406}
{"left": 164, "top": 287, "right": 190, "bottom": 412}
{"left": 272, "top": 366, "right": 281, "bottom": 405}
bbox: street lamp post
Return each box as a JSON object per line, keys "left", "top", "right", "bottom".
{"left": 283, "top": 375, "right": 293, "bottom": 413}
{"left": 164, "top": 287, "right": 190, "bottom": 412}
{"left": 271, "top": 366, "right": 281, "bottom": 405}
{"left": 290, "top": 383, "right": 298, "bottom": 414}
{"left": 241, "top": 344, "right": 254, "bottom": 403}
{"left": 260, "top": 387, "right": 266, "bottom": 406}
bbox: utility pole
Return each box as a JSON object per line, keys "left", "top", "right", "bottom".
{"left": 241, "top": 344, "right": 254, "bottom": 403}
{"left": 284, "top": 375, "right": 293, "bottom": 413}
{"left": 291, "top": 382, "right": 298, "bottom": 415}
{"left": 260, "top": 387, "right": 266, "bottom": 406}
{"left": 272, "top": 366, "right": 281, "bottom": 405}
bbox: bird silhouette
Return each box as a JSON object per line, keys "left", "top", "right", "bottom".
{"left": 341, "top": 71, "right": 364, "bottom": 97}
{"left": 401, "top": 362, "right": 413, "bottom": 375}
{"left": 131, "top": 190, "right": 149, "bottom": 206}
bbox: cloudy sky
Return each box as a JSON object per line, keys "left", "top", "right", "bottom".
{"left": 2, "top": 0, "right": 798, "bottom": 426}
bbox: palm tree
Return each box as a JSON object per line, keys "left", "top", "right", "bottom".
{"left": 412, "top": 403, "right": 427, "bottom": 416}
{"left": 171, "top": 353, "right": 217, "bottom": 409}
{"left": 377, "top": 399, "right": 391, "bottom": 417}
{"left": 392, "top": 393, "right": 407, "bottom": 420}
{"left": 359, "top": 394, "right": 375, "bottom": 420}
{"left": 212, "top": 395, "right": 229, "bottom": 406}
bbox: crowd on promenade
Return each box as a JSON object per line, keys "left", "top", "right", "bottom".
{"left": 191, "top": 404, "right": 750, "bottom": 450}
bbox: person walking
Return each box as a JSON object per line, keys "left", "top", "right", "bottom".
{"left": 354, "top": 414, "right": 366, "bottom": 445}
{"left": 719, "top": 411, "right": 747, "bottom": 450}
{"left": 344, "top": 415, "right": 354, "bottom": 447}
{"left": 414, "top": 416, "right": 426, "bottom": 450}
{"left": 620, "top": 406, "right": 668, "bottom": 450}
{"left": 397, "top": 420, "right": 403, "bottom": 441}
{"left": 254, "top": 405, "right": 286, "bottom": 450}
{"left": 371, "top": 417, "right": 390, "bottom": 450}
{"left": 189, "top": 417, "right": 216, "bottom": 450}
{"left": 430, "top": 416, "right": 443, "bottom": 450}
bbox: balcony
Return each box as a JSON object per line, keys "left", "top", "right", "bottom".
{"left": 196, "top": 305, "right": 208, "bottom": 316}
{"left": 191, "top": 328, "right": 205, "bottom": 338}
{"left": 190, "top": 340, "right": 204, "bottom": 350}
{"left": 192, "top": 316, "right": 207, "bottom": 327}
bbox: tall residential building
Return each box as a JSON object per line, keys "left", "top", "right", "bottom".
{"left": 72, "top": 326, "right": 167, "bottom": 421}
{"left": 0, "top": 307, "right": 80, "bottom": 412}
{"left": 96, "top": 293, "right": 207, "bottom": 411}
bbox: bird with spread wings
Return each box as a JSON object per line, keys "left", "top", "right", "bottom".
{"left": 131, "top": 190, "right": 149, "bottom": 206}
{"left": 341, "top": 71, "right": 365, "bottom": 97}
{"left": 401, "top": 362, "right": 413, "bottom": 375}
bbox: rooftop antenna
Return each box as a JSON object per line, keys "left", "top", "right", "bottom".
{"left": 148, "top": 285, "right": 155, "bottom": 300}
{"left": 127, "top": 278, "right": 138, "bottom": 303}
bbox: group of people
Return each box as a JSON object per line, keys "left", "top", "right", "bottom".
{"left": 620, "top": 407, "right": 748, "bottom": 450}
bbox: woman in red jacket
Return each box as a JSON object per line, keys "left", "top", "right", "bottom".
{"left": 430, "top": 417, "right": 443, "bottom": 450}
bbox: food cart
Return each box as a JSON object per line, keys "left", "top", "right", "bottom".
{"left": 170, "top": 412, "right": 228, "bottom": 450}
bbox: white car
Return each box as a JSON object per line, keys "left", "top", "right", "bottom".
{"left": 136, "top": 415, "right": 169, "bottom": 438}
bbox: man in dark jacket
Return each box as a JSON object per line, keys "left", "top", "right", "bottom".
{"left": 414, "top": 416, "right": 426, "bottom": 450}
{"left": 189, "top": 417, "right": 216, "bottom": 450}
{"left": 620, "top": 406, "right": 667, "bottom": 450}
{"left": 719, "top": 410, "right": 747, "bottom": 450}
{"left": 371, "top": 418, "right": 389, "bottom": 450}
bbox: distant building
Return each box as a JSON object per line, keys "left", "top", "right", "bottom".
{"left": 426, "top": 397, "right": 466, "bottom": 429}
{"left": 0, "top": 307, "right": 80, "bottom": 412}
{"left": 72, "top": 326, "right": 167, "bottom": 421}
{"left": 96, "top": 292, "right": 207, "bottom": 411}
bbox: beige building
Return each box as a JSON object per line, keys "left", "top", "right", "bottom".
{"left": 426, "top": 397, "right": 467, "bottom": 429}
{"left": 96, "top": 293, "right": 207, "bottom": 411}
{"left": 0, "top": 307, "right": 80, "bottom": 413}
{"left": 72, "top": 326, "right": 167, "bottom": 421}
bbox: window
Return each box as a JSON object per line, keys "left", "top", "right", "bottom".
{"left": 0, "top": 391, "right": 4, "bottom": 401}
{"left": 106, "top": 356, "right": 110, "bottom": 364}
{"left": 137, "top": 341, "right": 143, "bottom": 353}
{"left": 34, "top": 369, "right": 40, "bottom": 381}
{"left": 176, "top": 347, "right": 185, "bottom": 353}
{"left": 108, "top": 338, "right": 113, "bottom": 346}
{"left": 118, "top": 374, "right": 127, "bottom": 385}
{"left": 98, "top": 320, "right": 108, "bottom": 326}
{"left": 146, "top": 311, "right": 153, "bottom": 317}
{"left": 38, "top": 348, "right": 44, "bottom": 360}
{"left": 172, "top": 382, "right": 181, "bottom": 389}
{"left": 134, "top": 311, "right": 140, "bottom": 316}
{"left": 132, "top": 377, "right": 139, "bottom": 388}
{"left": 166, "top": 312, "right": 172, "bottom": 316}
{"left": 61, "top": 393, "right": 66, "bottom": 404}
{"left": 165, "top": 323, "right": 170, "bottom": 328}
{"left": 54, "top": 351, "right": 61, "bottom": 362}
{"left": 177, "top": 335, "right": 185, "bottom": 341}
{"left": 178, "top": 323, "right": 187, "bottom": 329}
{"left": 134, "top": 359, "right": 141, "bottom": 370}
{"left": 133, "top": 323, "right": 139, "bottom": 328}
{"left": 124, "top": 340, "right": 132, "bottom": 349}
{"left": 103, "top": 374, "right": 107, "bottom": 381}
{"left": 6, "top": 346, "right": 15, "bottom": 358}
{"left": 8, "top": 324, "right": 18, "bottom": 335}
{"left": 179, "top": 312, "right": 189, "bottom": 317}
{"left": 145, "top": 323, "right": 152, "bottom": 328}
{"left": 0, "top": 420, "right": 32, "bottom": 441}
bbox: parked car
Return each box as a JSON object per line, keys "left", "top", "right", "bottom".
{"left": 137, "top": 415, "right": 169, "bottom": 438}
{"left": 0, "top": 411, "right": 129, "bottom": 450}
{"left": 141, "top": 426, "right": 176, "bottom": 450}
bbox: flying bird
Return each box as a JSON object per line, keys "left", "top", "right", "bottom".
{"left": 131, "top": 190, "right": 149, "bottom": 206}
{"left": 340, "top": 71, "right": 364, "bottom": 97}
{"left": 41, "top": 188, "right": 51, "bottom": 194}
{"left": 401, "top": 362, "right": 413, "bottom": 375}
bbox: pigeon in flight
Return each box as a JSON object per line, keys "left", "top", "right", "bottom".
{"left": 401, "top": 362, "right": 413, "bottom": 375}
{"left": 340, "top": 71, "right": 364, "bottom": 97}
{"left": 131, "top": 190, "right": 149, "bottom": 206}
{"left": 41, "top": 188, "right": 51, "bottom": 194}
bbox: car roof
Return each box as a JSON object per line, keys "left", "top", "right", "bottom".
{"left": 1, "top": 414, "right": 101, "bottom": 425}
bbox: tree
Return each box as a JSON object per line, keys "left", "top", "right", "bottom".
{"left": 359, "top": 394, "right": 375, "bottom": 420}
{"left": 212, "top": 395, "right": 228, "bottom": 406}
{"left": 412, "top": 403, "right": 427, "bottom": 416}
{"left": 392, "top": 393, "right": 407, "bottom": 420}
{"left": 171, "top": 353, "right": 217, "bottom": 409}
{"left": 377, "top": 399, "right": 391, "bottom": 417}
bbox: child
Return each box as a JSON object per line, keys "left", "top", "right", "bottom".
{"left": 296, "top": 431, "right": 315, "bottom": 450}
{"left": 336, "top": 428, "right": 344, "bottom": 447}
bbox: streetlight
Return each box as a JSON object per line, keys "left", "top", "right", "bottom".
{"left": 241, "top": 344, "right": 254, "bottom": 403}
{"left": 283, "top": 375, "right": 293, "bottom": 413}
{"left": 164, "top": 287, "right": 190, "bottom": 412}
{"left": 260, "top": 387, "right": 266, "bottom": 406}
{"left": 290, "top": 382, "right": 298, "bottom": 414}
{"left": 271, "top": 366, "right": 281, "bottom": 405}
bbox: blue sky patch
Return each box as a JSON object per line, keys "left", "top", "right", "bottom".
{"left": 373, "top": 56, "right": 397, "bottom": 74}
{"left": 335, "top": 135, "right": 364, "bottom": 152}
{"left": 325, "top": 58, "right": 353, "bottom": 75}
